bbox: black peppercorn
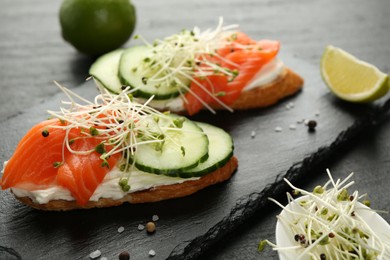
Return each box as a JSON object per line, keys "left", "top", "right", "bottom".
{"left": 307, "top": 120, "right": 317, "bottom": 132}
{"left": 320, "top": 253, "right": 326, "bottom": 260}
{"left": 42, "top": 129, "right": 49, "bottom": 137}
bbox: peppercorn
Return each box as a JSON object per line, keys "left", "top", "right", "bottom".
{"left": 307, "top": 120, "right": 317, "bottom": 132}
{"left": 329, "top": 232, "right": 335, "bottom": 238}
{"left": 294, "top": 234, "right": 300, "bottom": 241}
{"left": 146, "top": 222, "right": 156, "bottom": 234}
{"left": 118, "top": 251, "right": 130, "bottom": 260}
{"left": 42, "top": 129, "right": 49, "bottom": 137}
{"left": 320, "top": 253, "right": 326, "bottom": 260}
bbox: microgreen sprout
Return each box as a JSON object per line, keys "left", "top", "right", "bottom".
{"left": 53, "top": 162, "right": 63, "bottom": 168}
{"left": 260, "top": 170, "right": 390, "bottom": 259}
{"left": 131, "top": 17, "right": 258, "bottom": 114}
{"left": 47, "top": 81, "right": 196, "bottom": 188}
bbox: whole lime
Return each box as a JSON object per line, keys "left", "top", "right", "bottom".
{"left": 59, "top": 0, "right": 136, "bottom": 56}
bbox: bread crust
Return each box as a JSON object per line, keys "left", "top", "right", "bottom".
{"left": 210, "top": 67, "right": 303, "bottom": 110}
{"left": 15, "top": 156, "right": 238, "bottom": 211}
{"left": 229, "top": 67, "right": 303, "bottom": 110}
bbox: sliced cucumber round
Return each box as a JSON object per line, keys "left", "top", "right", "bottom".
{"left": 89, "top": 49, "right": 124, "bottom": 93}
{"left": 134, "top": 115, "right": 209, "bottom": 175}
{"left": 119, "top": 45, "right": 190, "bottom": 100}
{"left": 178, "top": 122, "right": 234, "bottom": 178}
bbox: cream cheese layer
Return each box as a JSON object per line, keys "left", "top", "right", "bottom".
{"left": 11, "top": 166, "right": 199, "bottom": 204}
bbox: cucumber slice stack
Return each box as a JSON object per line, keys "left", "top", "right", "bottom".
{"left": 133, "top": 115, "right": 209, "bottom": 176}
{"left": 179, "top": 122, "right": 234, "bottom": 178}
{"left": 90, "top": 50, "right": 235, "bottom": 178}
{"left": 89, "top": 46, "right": 190, "bottom": 100}
{"left": 128, "top": 115, "right": 234, "bottom": 178}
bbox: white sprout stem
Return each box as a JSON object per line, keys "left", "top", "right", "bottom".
{"left": 177, "top": 70, "right": 233, "bottom": 112}
{"left": 54, "top": 81, "right": 93, "bottom": 105}
{"left": 284, "top": 178, "right": 339, "bottom": 212}
{"left": 267, "top": 170, "right": 390, "bottom": 259}
{"left": 47, "top": 82, "right": 194, "bottom": 178}
{"left": 130, "top": 18, "right": 262, "bottom": 114}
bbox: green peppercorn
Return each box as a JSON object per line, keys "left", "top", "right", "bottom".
{"left": 122, "top": 184, "right": 130, "bottom": 192}
{"left": 118, "top": 178, "right": 130, "bottom": 192}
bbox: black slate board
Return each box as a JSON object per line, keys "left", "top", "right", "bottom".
{"left": 0, "top": 54, "right": 387, "bottom": 260}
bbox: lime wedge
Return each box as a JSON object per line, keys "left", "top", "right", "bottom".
{"left": 320, "top": 45, "right": 389, "bottom": 102}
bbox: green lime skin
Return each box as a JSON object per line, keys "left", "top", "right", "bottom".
{"left": 59, "top": 0, "right": 136, "bottom": 56}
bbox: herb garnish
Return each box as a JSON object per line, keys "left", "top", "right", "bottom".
{"left": 259, "top": 170, "right": 390, "bottom": 259}
{"left": 47, "top": 83, "right": 195, "bottom": 189}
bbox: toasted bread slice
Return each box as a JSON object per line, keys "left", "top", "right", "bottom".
{"left": 228, "top": 67, "right": 303, "bottom": 110}
{"left": 14, "top": 157, "right": 238, "bottom": 211}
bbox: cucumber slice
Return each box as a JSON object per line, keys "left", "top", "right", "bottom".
{"left": 119, "top": 45, "right": 190, "bottom": 100}
{"left": 89, "top": 49, "right": 124, "bottom": 93}
{"left": 178, "top": 122, "right": 234, "bottom": 178}
{"left": 134, "top": 115, "right": 209, "bottom": 175}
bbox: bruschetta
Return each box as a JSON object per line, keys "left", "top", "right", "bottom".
{"left": 90, "top": 19, "right": 304, "bottom": 115}
{"left": 0, "top": 85, "right": 237, "bottom": 210}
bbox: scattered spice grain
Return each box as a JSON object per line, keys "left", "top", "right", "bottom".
{"left": 119, "top": 251, "right": 130, "bottom": 260}
{"left": 146, "top": 222, "right": 156, "bottom": 234}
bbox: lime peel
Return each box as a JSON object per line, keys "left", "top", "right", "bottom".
{"left": 59, "top": 0, "right": 136, "bottom": 56}
{"left": 320, "top": 45, "right": 389, "bottom": 103}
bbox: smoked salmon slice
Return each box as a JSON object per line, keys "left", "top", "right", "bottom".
{"left": 184, "top": 32, "right": 280, "bottom": 115}
{"left": 57, "top": 135, "right": 118, "bottom": 205}
{"left": 1, "top": 119, "right": 120, "bottom": 205}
